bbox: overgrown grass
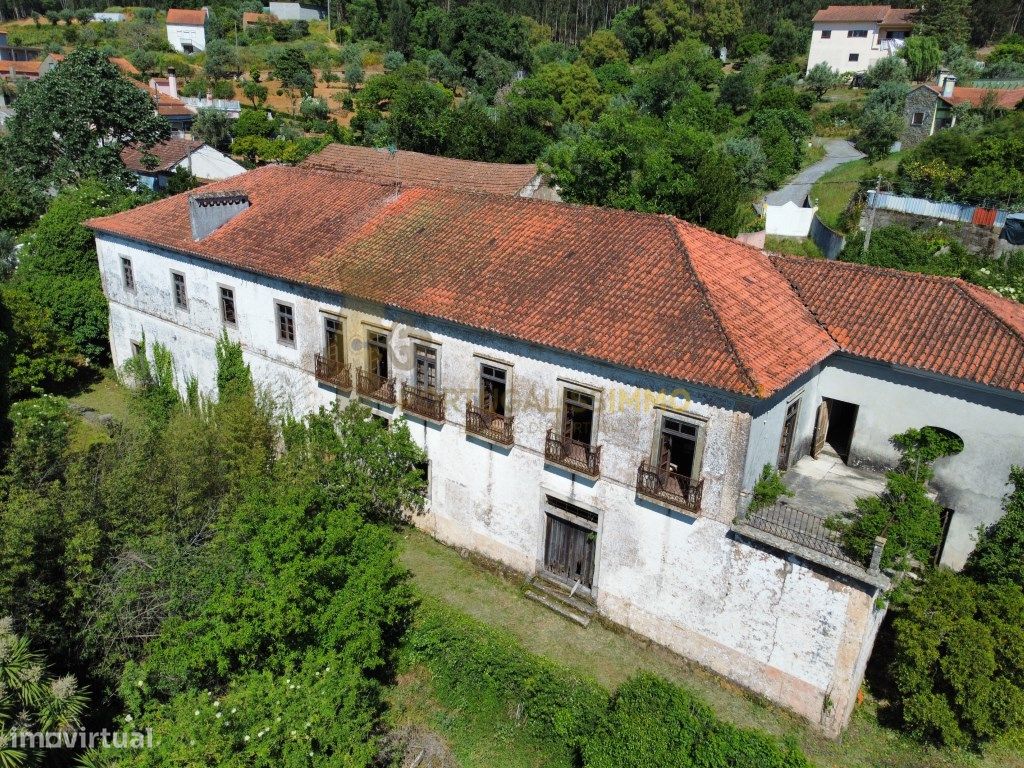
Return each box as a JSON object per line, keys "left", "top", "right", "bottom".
{"left": 399, "top": 529, "right": 1024, "bottom": 768}
{"left": 765, "top": 235, "right": 825, "bottom": 259}
{"left": 809, "top": 153, "right": 902, "bottom": 232}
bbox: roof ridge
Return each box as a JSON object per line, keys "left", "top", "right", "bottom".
{"left": 667, "top": 218, "right": 760, "bottom": 396}
{"left": 954, "top": 279, "right": 1024, "bottom": 349}
{"left": 766, "top": 254, "right": 844, "bottom": 349}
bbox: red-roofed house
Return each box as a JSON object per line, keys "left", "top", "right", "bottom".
{"left": 85, "top": 165, "right": 1024, "bottom": 737}
{"left": 806, "top": 4, "right": 916, "bottom": 74}
{"left": 902, "top": 73, "right": 1024, "bottom": 146}
{"left": 121, "top": 137, "right": 245, "bottom": 189}
{"left": 241, "top": 11, "right": 277, "bottom": 28}
{"left": 166, "top": 8, "right": 208, "bottom": 53}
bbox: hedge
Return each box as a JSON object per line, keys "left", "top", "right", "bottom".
{"left": 408, "top": 599, "right": 813, "bottom": 768}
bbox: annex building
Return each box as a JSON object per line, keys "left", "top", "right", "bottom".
{"left": 87, "top": 160, "right": 1024, "bottom": 736}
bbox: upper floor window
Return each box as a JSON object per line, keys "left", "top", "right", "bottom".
{"left": 367, "top": 330, "right": 389, "bottom": 378}
{"left": 220, "top": 286, "right": 236, "bottom": 326}
{"left": 172, "top": 271, "right": 187, "bottom": 309}
{"left": 276, "top": 302, "right": 295, "bottom": 344}
{"left": 848, "top": 29, "right": 868, "bottom": 38}
{"left": 849, "top": 53, "right": 860, "bottom": 61}
{"left": 820, "top": 29, "right": 831, "bottom": 38}
{"left": 911, "top": 111, "right": 925, "bottom": 126}
{"left": 413, "top": 344, "right": 438, "bottom": 390}
{"left": 323, "top": 316, "right": 344, "bottom": 362}
{"left": 480, "top": 364, "right": 507, "bottom": 415}
{"left": 562, "top": 389, "right": 596, "bottom": 446}
{"left": 656, "top": 415, "right": 704, "bottom": 481}
{"left": 121, "top": 257, "right": 135, "bottom": 292}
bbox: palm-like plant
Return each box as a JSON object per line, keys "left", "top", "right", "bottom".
{"left": 0, "top": 618, "right": 88, "bottom": 768}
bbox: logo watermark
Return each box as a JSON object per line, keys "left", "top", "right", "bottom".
{"left": 6, "top": 728, "right": 154, "bottom": 750}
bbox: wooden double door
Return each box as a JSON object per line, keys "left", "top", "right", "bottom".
{"left": 544, "top": 514, "right": 596, "bottom": 589}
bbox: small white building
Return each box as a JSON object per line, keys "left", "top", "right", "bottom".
{"left": 264, "top": 2, "right": 323, "bottom": 21}
{"left": 120, "top": 138, "right": 245, "bottom": 190}
{"left": 166, "top": 8, "right": 208, "bottom": 54}
{"left": 86, "top": 165, "right": 1024, "bottom": 738}
{"left": 806, "top": 5, "right": 915, "bottom": 75}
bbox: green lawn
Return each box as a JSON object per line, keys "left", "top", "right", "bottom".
{"left": 809, "top": 153, "right": 903, "bottom": 232}
{"left": 766, "top": 234, "right": 824, "bottom": 259}
{"left": 66, "top": 372, "right": 130, "bottom": 450}
{"left": 399, "top": 529, "right": 1024, "bottom": 768}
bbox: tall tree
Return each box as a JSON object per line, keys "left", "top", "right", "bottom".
{"left": 917, "top": 0, "right": 973, "bottom": 49}
{"left": 3, "top": 49, "right": 169, "bottom": 188}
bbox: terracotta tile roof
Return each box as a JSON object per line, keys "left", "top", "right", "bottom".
{"left": 132, "top": 81, "right": 192, "bottom": 117}
{"left": 925, "top": 84, "right": 1024, "bottom": 109}
{"left": 166, "top": 8, "right": 206, "bottom": 25}
{"left": 812, "top": 4, "right": 915, "bottom": 24}
{"left": 84, "top": 166, "right": 1024, "bottom": 398}
{"left": 242, "top": 12, "right": 276, "bottom": 24}
{"left": 300, "top": 144, "right": 540, "bottom": 196}
{"left": 121, "top": 138, "right": 203, "bottom": 173}
{"left": 773, "top": 256, "right": 1024, "bottom": 394}
{"left": 0, "top": 59, "right": 42, "bottom": 77}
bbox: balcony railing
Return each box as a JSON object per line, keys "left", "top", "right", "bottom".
{"left": 545, "top": 428, "right": 601, "bottom": 477}
{"left": 636, "top": 461, "right": 703, "bottom": 513}
{"left": 314, "top": 354, "right": 352, "bottom": 390}
{"left": 402, "top": 383, "right": 446, "bottom": 422}
{"left": 356, "top": 368, "right": 396, "bottom": 405}
{"left": 465, "top": 402, "right": 514, "bottom": 445}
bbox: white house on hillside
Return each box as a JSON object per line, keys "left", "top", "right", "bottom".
{"left": 166, "top": 8, "right": 208, "bottom": 54}
{"left": 806, "top": 4, "right": 915, "bottom": 75}
{"left": 86, "top": 163, "right": 1024, "bottom": 738}
{"left": 120, "top": 138, "right": 245, "bottom": 190}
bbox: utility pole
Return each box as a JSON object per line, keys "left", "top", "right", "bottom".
{"left": 862, "top": 175, "right": 882, "bottom": 255}
{"left": 327, "top": 0, "right": 331, "bottom": 33}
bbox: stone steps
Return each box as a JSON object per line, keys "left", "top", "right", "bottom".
{"left": 524, "top": 574, "right": 595, "bottom": 627}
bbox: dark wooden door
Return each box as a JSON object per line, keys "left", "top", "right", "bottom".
{"left": 544, "top": 515, "right": 595, "bottom": 589}
{"left": 811, "top": 400, "right": 830, "bottom": 459}
{"left": 777, "top": 399, "right": 801, "bottom": 470}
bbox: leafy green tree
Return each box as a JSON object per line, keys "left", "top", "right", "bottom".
{"left": 270, "top": 46, "right": 315, "bottom": 97}
{"left": 0, "top": 286, "right": 79, "bottom": 399}
{"left": 203, "top": 38, "right": 236, "bottom": 80}
{"left": 580, "top": 29, "right": 629, "bottom": 68}
{"left": 388, "top": 0, "right": 412, "bottom": 55}
{"left": 642, "top": 0, "right": 694, "bottom": 52}
{"left": 234, "top": 108, "right": 277, "bottom": 139}
{"left": 804, "top": 62, "right": 839, "bottom": 100}
{"left": 242, "top": 79, "right": 269, "bottom": 107}
{"left": 351, "top": 0, "right": 383, "bottom": 40}
{"left": 534, "top": 61, "right": 609, "bottom": 124}
{"left": 442, "top": 0, "right": 530, "bottom": 73}
{"left": 610, "top": 4, "right": 652, "bottom": 60}
{"left": 917, "top": 0, "right": 972, "bottom": 49}
{"left": 3, "top": 49, "right": 169, "bottom": 188}
{"left": 345, "top": 57, "right": 365, "bottom": 92}
{"left": 191, "top": 108, "right": 232, "bottom": 152}
{"left": 889, "top": 569, "right": 1024, "bottom": 747}
{"left": 902, "top": 36, "right": 943, "bottom": 81}
{"left": 966, "top": 467, "right": 1024, "bottom": 587}
{"left": 696, "top": 0, "right": 743, "bottom": 49}
{"left": 863, "top": 56, "right": 910, "bottom": 88}
{"left": 855, "top": 107, "right": 904, "bottom": 160}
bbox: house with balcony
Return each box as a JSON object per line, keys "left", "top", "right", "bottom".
{"left": 86, "top": 165, "right": 1024, "bottom": 737}
{"left": 806, "top": 5, "right": 916, "bottom": 75}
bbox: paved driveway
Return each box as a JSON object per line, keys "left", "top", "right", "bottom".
{"left": 764, "top": 139, "right": 864, "bottom": 207}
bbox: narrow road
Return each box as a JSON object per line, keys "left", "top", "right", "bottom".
{"left": 764, "top": 138, "right": 864, "bottom": 207}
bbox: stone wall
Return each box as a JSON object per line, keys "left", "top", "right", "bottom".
{"left": 901, "top": 86, "right": 939, "bottom": 149}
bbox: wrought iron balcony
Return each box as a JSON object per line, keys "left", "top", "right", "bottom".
{"left": 402, "top": 383, "right": 446, "bottom": 422}
{"left": 465, "top": 402, "right": 514, "bottom": 445}
{"left": 636, "top": 460, "right": 703, "bottom": 513}
{"left": 356, "top": 368, "right": 396, "bottom": 405}
{"left": 545, "top": 428, "right": 601, "bottom": 477}
{"left": 314, "top": 354, "right": 352, "bottom": 390}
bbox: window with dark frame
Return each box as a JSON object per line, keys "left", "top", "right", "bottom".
{"left": 657, "top": 416, "right": 700, "bottom": 480}
{"left": 324, "top": 316, "right": 344, "bottom": 362}
{"left": 848, "top": 29, "right": 868, "bottom": 37}
{"left": 561, "top": 389, "right": 595, "bottom": 446}
{"left": 121, "top": 257, "right": 135, "bottom": 292}
{"left": 172, "top": 272, "right": 187, "bottom": 309}
{"left": 912, "top": 111, "right": 925, "bottom": 126}
{"left": 414, "top": 344, "right": 438, "bottom": 390}
{"left": 276, "top": 302, "right": 295, "bottom": 343}
{"left": 480, "top": 364, "right": 507, "bottom": 415}
{"left": 849, "top": 53, "right": 860, "bottom": 61}
{"left": 220, "top": 286, "right": 236, "bottom": 325}
{"left": 821, "top": 29, "right": 831, "bottom": 38}
{"left": 367, "top": 331, "right": 389, "bottom": 377}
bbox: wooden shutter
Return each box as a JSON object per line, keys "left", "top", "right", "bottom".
{"left": 811, "top": 400, "right": 830, "bottom": 459}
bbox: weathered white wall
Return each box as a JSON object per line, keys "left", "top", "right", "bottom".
{"left": 166, "top": 23, "right": 206, "bottom": 53}
{"left": 97, "top": 233, "right": 890, "bottom": 734}
{"left": 806, "top": 21, "right": 898, "bottom": 74}
{"left": 267, "top": 2, "right": 322, "bottom": 20}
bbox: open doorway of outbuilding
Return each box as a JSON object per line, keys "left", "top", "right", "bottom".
{"left": 813, "top": 398, "right": 859, "bottom": 464}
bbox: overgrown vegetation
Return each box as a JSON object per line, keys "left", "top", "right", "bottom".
{"left": 748, "top": 463, "right": 793, "bottom": 513}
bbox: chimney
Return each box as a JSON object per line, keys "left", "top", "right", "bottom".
{"left": 942, "top": 74, "right": 956, "bottom": 98}
{"left": 167, "top": 67, "right": 177, "bottom": 99}
{"left": 188, "top": 190, "right": 250, "bottom": 240}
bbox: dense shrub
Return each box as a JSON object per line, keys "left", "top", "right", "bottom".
{"left": 583, "top": 673, "right": 811, "bottom": 768}
{"left": 965, "top": 466, "right": 1024, "bottom": 587}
